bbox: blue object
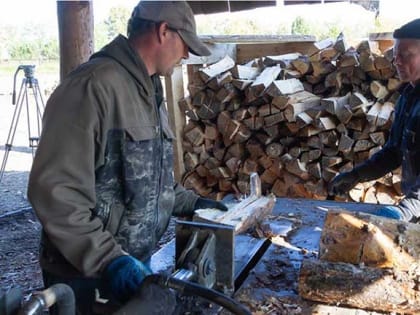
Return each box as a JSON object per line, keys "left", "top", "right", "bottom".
{"left": 374, "top": 206, "right": 403, "bottom": 220}
{"left": 104, "top": 255, "right": 152, "bottom": 302}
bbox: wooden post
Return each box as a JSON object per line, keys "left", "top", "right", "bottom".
{"left": 57, "top": 1, "right": 94, "bottom": 81}
{"left": 165, "top": 64, "right": 186, "bottom": 182}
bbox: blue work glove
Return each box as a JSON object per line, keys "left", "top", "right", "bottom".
{"left": 104, "top": 255, "right": 152, "bottom": 303}
{"left": 194, "top": 197, "right": 228, "bottom": 211}
{"left": 328, "top": 170, "right": 359, "bottom": 196}
{"left": 373, "top": 206, "right": 403, "bottom": 220}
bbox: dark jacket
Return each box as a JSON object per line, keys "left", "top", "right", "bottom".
{"left": 28, "top": 35, "right": 198, "bottom": 277}
{"left": 355, "top": 83, "right": 420, "bottom": 222}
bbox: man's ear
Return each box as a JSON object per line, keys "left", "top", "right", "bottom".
{"left": 156, "top": 22, "right": 170, "bottom": 44}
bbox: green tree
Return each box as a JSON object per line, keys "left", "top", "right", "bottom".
{"left": 9, "top": 41, "right": 38, "bottom": 59}
{"left": 104, "top": 6, "right": 131, "bottom": 39}
{"left": 94, "top": 22, "right": 109, "bottom": 51}
{"left": 291, "top": 16, "right": 311, "bottom": 36}
{"left": 40, "top": 39, "right": 59, "bottom": 60}
{"left": 95, "top": 6, "right": 131, "bottom": 50}
{"left": 3, "top": 21, "right": 59, "bottom": 61}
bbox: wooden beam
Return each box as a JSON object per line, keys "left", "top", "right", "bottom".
{"left": 165, "top": 65, "right": 186, "bottom": 182}
{"left": 199, "top": 34, "right": 316, "bottom": 43}
{"left": 236, "top": 41, "right": 316, "bottom": 64}
{"left": 57, "top": 1, "right": 94, "bottom": 81}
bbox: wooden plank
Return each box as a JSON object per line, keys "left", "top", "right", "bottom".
{"left": 194, "top": 193, "right": 276, "bottom": 234}
{"left": 185, "top": 35, "right": 316, "bottom": 65}
{"left": 199, "top": 34, "right": 315, "bottom": 43}
{"left": 236, "top": 41, "right": 316, "bottom": 64}
{"left": 165, "top": 65, "right": 186, "bottom": 182}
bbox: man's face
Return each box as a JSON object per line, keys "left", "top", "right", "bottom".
{"left": 393, "top": 39, "right": 420, "bottom": 84}
{"left": 156, "top": 27, "right": 189, "bottom": 77}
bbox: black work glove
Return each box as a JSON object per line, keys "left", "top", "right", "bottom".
{"left": 328, "top": 170, "right": 359, "bottom": 197}
{"left": 194, "top": 197, "right": 228, "bottom": 211}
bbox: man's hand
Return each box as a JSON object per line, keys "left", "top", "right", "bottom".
{"left": 194, "top": 197, "right": 228, "bottom": 211}
{"left": 328, "top": 171, "right": 359, "bottom": 196}
{"left": 104, "top": 255, "right": 152, "bottom": 303}
{"left": 373, "top": 205, "right": 403, "bottom": 220}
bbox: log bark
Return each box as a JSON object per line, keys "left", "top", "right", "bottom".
{"left": 299, "top": 259, "right": 420, "bottom": 314}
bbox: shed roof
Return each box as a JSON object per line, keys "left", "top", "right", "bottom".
{"left": 186, "top": 0, "right": 378, "bottom": 14}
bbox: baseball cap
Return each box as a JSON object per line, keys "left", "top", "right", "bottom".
{"left": 393, "top": 18, "right": 420, "bottom": 39}
{"left": 128, "top": 1, "right": 211, "bottom": 56}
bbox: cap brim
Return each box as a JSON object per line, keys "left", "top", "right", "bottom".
{"left": 178, "top": 30, "right": 211, "bottom": 57}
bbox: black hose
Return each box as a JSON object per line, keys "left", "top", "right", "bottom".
{"left": 45, "top": 284, "right": 75, "bottom": 315}
{"left": 144, "top": 274, "right": 252, "bottom": 315}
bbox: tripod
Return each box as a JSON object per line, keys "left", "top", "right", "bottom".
{"left": 0, "top": 65, "right": 46, "bottom": 183}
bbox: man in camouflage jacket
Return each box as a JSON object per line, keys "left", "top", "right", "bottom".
{"left": 28, "top": 2, "right": 225, "bottom": 313}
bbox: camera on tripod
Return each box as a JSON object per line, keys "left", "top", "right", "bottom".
{"left": 0, "top": 64, "right": 46, "bottom": 182}
{"left": 13, "top": 65, "right": 36, "bottom": 104}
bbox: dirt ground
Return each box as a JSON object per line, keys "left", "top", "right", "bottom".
{"left": 0, "top": 76, "right": 43, "bottom": 297}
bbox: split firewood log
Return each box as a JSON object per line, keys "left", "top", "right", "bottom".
{"left": 299, "top": 259, "right": 420, "bottom": 314}
{"left": 319, "top": 210, "right": 420, "bottom": 270}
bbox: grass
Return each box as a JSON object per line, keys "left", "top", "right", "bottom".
{"left": 0, "top": 60, "right": 59, "bottom": 77}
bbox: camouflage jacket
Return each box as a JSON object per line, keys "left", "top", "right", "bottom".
{"left": 28, "top": 35, "right": 198, "bottom": 278}
{"left": 354, "top": 83, "right": 420, "bottom": 222}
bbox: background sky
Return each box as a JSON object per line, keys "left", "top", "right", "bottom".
{"left": 0, "top": 0, "right": 138, "bottom": 25}
{"left": 0, "top": 0, "right": 418, "bottom": 28}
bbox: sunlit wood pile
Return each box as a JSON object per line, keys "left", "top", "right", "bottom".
{"left": 179, "top": 34, "right": 403, "bottom": 204}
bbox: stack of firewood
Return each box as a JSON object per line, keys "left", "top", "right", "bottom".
{"left": 179, "top": 34, "right": 404, "bottom": 204}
